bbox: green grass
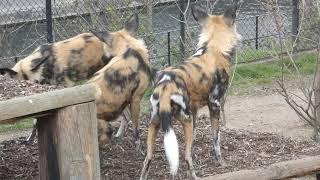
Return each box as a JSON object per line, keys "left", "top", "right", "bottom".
{"left": 0, "top": 118, "right": 33, "bottom": 133}
{"left": 232, "top": 52, "right": 317, "bottom": 86}
{"left": 237, "top": 48, "right": 271, "bottom": 63}
{"left": 140, "top": 87, "right": 154, "bottom": 113}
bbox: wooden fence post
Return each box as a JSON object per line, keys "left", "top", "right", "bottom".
{"left": 37, "top": 102, "right": 100, "bottom": 180}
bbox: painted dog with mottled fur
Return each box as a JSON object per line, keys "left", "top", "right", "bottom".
{"left": 0, "top": 16, "right": 141, "bottom": 143}
{"left": 140, "top": 1, "right": 241, "bottom": 179}
{"left": 0, "top": 32, "right": 114, "bottom": 87}
{"left": 88, "top": 14, "right": 153, "bottom": 149}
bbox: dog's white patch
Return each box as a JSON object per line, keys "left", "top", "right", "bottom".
{"left": 214, "top": 100, "right": 221, "bottom": 107}
{"left": 164, "top": 128, "right": 179, "bottom": 175}
{"left": 209, "top": 86, "right": 221, "bottom": 106}
{"left": 192, "top": 48, "right": 205, "bottom": 57}
{"left": 170, "top": 94, "right": 186, "bottom": 110}
{"left": 214, "top": 131, "right": 221, "bottom": 158}
{"left": 157, "top": 74, "right": 171, "bottom": 84}
{"left": 213, "top": 86, "right": 219, "bottom": 96}
{"left": 115, "top": 116, "right": 128, "bottom": 138}
{"left": 150, "top": 95, "right": 159, "bottom": 118}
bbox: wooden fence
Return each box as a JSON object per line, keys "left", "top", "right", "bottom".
{"left": 0, "top": 84, "right": 100, "bottom": 180}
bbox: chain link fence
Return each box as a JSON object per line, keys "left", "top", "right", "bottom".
{"left": 0, "top": 0, "right": 319, "bottom": 69}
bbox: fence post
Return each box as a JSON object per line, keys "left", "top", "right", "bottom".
{"left": 292, "top": 0, "right": 299, "bottom": 51}
{"left": 179, "top": 0, "right": 186, "bottom": 58}
{"left": 168, "top": 32, "right": 171, "bottom": 66}
{"left": 46, "top": 0, "right": 53, "bottom": 43}
{"left": 255, "top": 16, "right": 259, "bottom": 50}
{"left": 37, "top": 102, "right": 100, "bottom": 180}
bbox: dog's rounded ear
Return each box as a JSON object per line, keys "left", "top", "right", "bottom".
{"left": 0, "top": 68, "right": 18, "bottom": 77}
{"left": 191, "top": 4, "right": 208, "bottom": 26}
{"left": 223, "top": 0, "right": 240, "bottom": 26}
{"left": 124, "top": 14, "right": 139, "bottom": 35}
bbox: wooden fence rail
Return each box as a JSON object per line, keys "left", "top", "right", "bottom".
{"left": 202, "top": 155, "right": 320, "bottom": 180}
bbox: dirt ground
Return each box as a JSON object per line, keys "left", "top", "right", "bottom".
{"left": 1, "top": 86, "right": 320, "bottom": 179}
{"left": 0, "top": 130, "right": 32, "bottom": 142}
{"left": 209, "top": 91, "right": 313, "bottom": 141}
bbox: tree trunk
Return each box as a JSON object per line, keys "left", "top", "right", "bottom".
{"left": 314, "top": 57, "right": 320, "bottom": 141}
{"left": 291, "top": 0, "right": 299, "bottom": 51}
{"left": 179, "top": 0, "right": 186, "bottom": 58}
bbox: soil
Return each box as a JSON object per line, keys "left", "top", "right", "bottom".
{"left": 0, "top": 113, "right": 319, "bottom": 180}
{"left": 216, "top": 91, "right": 313, "bottom": 141}
{"left": 0, "top": 130, "right": 32, "bottom": 142}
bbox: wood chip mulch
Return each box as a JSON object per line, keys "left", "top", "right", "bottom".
{"left": 0, "top": 75, "right": 63, "bottom": 101}
{"left": 0, "top": 114, "right": 319, "bottom": 180}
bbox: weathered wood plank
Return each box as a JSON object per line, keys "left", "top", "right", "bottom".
{"left": 201, "top": 156, "right": 320, "bottom": 180}
{"left": 0, "top": 84, "right": 95, "bottom": 122}
{"left": 38, "top": 102, "right": 100, "bottom": 180}
{"left": 38, "top": 114, "right": 61, "bottom": 180}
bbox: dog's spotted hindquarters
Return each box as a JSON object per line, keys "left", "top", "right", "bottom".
{"left": 140, "top": 1, "right": 241, "bottom": 179}
{"left": 0, "top": 31, "right": 117, "bottom": 87}
{"left": 89, "top": 14, "right": 154, "bottom": 151}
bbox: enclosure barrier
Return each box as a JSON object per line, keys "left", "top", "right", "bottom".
{"left": 0, "top": 84, "right": 100, "bottom": 180}
{"left": 201, "top": 155, "right": 320, "bottom": 180}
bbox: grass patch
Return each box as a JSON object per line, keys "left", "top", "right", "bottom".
{"left": 237, "top": 48, "right": 271, "bottom": 63}
{"left": 140, "top": 88, "right": 154, "bottom": 113}
{"left": 0, "top": 118, "right": 33, "bottom": 133}
{"left": 231, "top": 52, "right": 317, "bottom": 86}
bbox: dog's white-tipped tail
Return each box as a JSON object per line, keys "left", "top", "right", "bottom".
{"left": 164, "top": 127, "right": 179, "bottom": 175}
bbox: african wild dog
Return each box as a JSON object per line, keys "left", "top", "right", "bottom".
{"left": 140, "top": 2, "right": 240, "bottom": 179}
{"left": 88, "top": 14, "right": 153, "bottom": 149}
{"left": 0, "top": 16, "right": 139, "bottom": 143}
{"left": 0, "top": 32, "right": 115, "bottom": 87}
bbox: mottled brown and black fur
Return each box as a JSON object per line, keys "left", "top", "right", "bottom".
{"left": 0, "top": 31, "right": 116, "bottom": 87}
{"left": 88, "top": 14, "right": 153, "bottom": 148}
{"left": 140, "top": 1, "right": 240, "bottom": 179}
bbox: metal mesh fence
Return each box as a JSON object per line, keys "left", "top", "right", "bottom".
{"left": 0, "top": 0, "right": 319, "bottom": 69}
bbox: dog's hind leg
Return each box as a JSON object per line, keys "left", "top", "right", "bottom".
{"left": 115, "top": 107, "right": 130, "bottom": 139}
{"left": 130, "top": 97, "right": 142, "bottom": 152}
{"left": 140, "top": 115, "right": 160, "bottom": 180}
{"left": 208, "top": 102, "right": 225, "bottom": 166}
{"left": 180, "top": 116, "right": 197, "bottom": 179}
